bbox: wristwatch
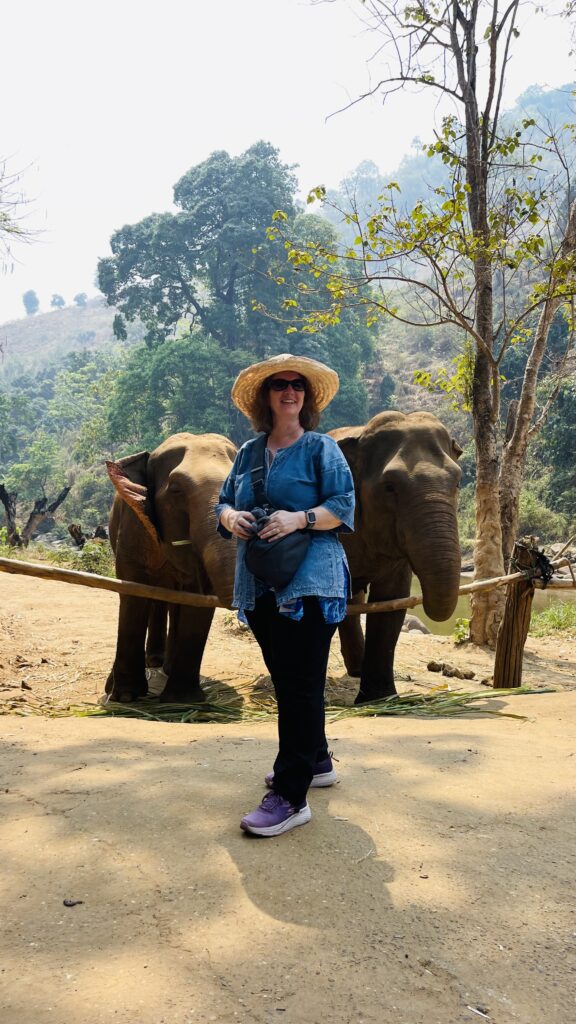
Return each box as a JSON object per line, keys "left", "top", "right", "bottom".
{"left": 304, "top": 510, "right": 317, "bottom": 530}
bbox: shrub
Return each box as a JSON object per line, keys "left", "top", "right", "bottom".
{"left": 530, "top": 602, "right": 576, "bottom": 636}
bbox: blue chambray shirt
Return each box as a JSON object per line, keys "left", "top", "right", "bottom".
{"left": 215, "top": 431, "right": 355, "bottom": 614}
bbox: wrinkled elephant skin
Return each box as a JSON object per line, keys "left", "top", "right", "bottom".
{"left": 330, "top": 411, "right": 462, "bottom": 703}
{"left": 106, "top": 432, "right": 237, "bottom": 703}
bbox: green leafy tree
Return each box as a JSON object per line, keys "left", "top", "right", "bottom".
{"left": 50, "top": 294, "right": 65, "bottom": 309}
{"left": 271, "top": 1, "right": 576, "bottom": 644}
{"left": 98, "top": 141, "right": 298, "bottom": 352}
{"left": 73, "top": 292, "right": 88, "bottom": 308}
{"left": 22, "top": 289, "right": 39, "bottom": 316}
{"left": 4, "top": 432, "right": 65, "bottom": 504}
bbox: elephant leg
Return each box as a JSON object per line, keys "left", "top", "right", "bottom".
{"left": 161, "top": 604, "right": 215, "bottom": 703}
{"left": 355, "top": 567, "right": 412, "bottom": 704}
{"left": 338, "top": 589, "right": 366, "bottom": 677}
{"left": 107, "top": 595, "right": 150, "bottom": 702}
{"left": 146, "top": 601, "right": 168, "bottom": 668}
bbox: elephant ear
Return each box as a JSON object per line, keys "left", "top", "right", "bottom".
{"left": 329, "top": 429, "right": 364, "bottom": 521}
{"left": 106, "top": 452, "right": 160, "bottom": 545}
{"left": 329, "top": 427, "right": 363, "bottom": 474}
{"left": 451, "top": 438, "right": 463, "bottom": 460}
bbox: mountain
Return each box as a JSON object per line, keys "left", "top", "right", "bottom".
{"left": 0, "top": 297, "right": 143, "bottom": 381}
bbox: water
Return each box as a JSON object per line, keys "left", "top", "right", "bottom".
{"left": 409, "top": 577, "right": 576, "bottom": 636}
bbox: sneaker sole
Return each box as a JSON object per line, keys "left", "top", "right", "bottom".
{"left": 241, "top": 802, "right": 312, "bottom": 837}
{"left": 265, "top": 769, "right": 338, "bottom": 789}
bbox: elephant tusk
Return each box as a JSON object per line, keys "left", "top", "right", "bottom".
{"left": 171, "top": 539, "right": 193, "bottom": 546}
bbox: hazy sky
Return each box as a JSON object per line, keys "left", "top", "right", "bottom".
{"left": 1, "top": 0, "right": 574, "bottom": 322}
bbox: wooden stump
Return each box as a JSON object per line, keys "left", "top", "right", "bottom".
{"left": 493, "top": 542, "right": 538, "bottom": 688}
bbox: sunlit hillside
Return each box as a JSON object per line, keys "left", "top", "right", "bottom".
{"left": 0, "top": 297, "right": 142, "bottom": 381}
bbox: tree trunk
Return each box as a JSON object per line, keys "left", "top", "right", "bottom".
{"left": 0, "top": 484, "right": 22, "bottom": 546}
{"left": 492, "top": 541, "right": 538, "bottom": 688}
{"left": 20, "top": 486, "right": 71, "bottom": 546}
{"left": 470, "top": 254, "right": 505, "bottom": 646}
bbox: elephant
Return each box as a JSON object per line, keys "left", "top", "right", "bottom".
{"left": 329, "top": 411, "right": 462, "bottom": 703}
{"left": 105, "top": 432, "right": 237, "bottom": 703}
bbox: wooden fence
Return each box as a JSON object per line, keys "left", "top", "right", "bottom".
{"left": 1, "top": 548, "right": 575, "bottom": 689}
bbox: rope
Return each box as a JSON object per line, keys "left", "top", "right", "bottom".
{"left": 510, "top": 546, "right": 555, "bottom": 586}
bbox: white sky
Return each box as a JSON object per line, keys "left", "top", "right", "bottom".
{"left": 1, "top": 0, "right": 574, "bottom": 322}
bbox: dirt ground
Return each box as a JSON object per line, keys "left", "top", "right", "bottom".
{"left": 1, "top": 572, "right": 575, "bottom": 1024}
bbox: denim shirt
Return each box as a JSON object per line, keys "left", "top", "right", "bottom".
{"left": 215, "top": 431, "right": 355, "bottom": 612}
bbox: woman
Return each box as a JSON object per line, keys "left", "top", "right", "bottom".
{"left": 216, "top": 353, "right": 355, "bottom": 837}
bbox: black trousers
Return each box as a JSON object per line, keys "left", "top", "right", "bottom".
{"left": 245, "top": 591, "right": 337, "bottom": 807}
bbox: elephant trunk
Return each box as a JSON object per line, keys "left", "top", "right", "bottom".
{"left": 400, "top": 496, "right": 461, "bottom": 622}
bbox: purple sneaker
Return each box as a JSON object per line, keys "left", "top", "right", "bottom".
{"left": 265, "top": 754, "right": 338, "bottom": 790}
{"left": 240, "top": 792, "right": 311, "bottom": 837}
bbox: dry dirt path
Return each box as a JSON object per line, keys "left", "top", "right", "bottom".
{"left": 1, "top": 573, "right": 575, "bottom": 1024}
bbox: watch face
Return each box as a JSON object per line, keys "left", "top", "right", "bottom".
{"left": 306, "top": 510, "right": 316, "bottom": 527}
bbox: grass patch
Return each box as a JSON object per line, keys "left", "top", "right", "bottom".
{"left": 0, "top": 688, "right": 554, "bottom": 723}
{"left": 530, "top": 602, "right": 576, "bottom": 637}
{"left": 0, "top": 540, "right": 115, "bottom": 577}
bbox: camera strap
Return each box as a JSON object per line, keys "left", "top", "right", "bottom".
{"left": 249, "top": 433, "right": 271, "bottom": 511}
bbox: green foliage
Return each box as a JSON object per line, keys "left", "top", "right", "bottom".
{"left": 106, "top": 333, "right": 254, "bottom": 448}
{"left": 78, "top": 540, "right": 115, "bottom": 576}
{"left": 535, "top": 374, "right": 576, "bottom": 516}
{"left": 452, "top": 617, "right": 470, "bottom": 644}
{"left": 73, "top": 292, "right": 88, "bottom": 308}
{"left": 529, "top": 602, "right": 576, "bottom": 636}
{"left": 99, "top": 141, "right": 298, "bottom": 352}
{"left": 517, "top": 485, "right": 570, "bottom": 543}
{"left": 0, "top": 533, "right": 115, "bottom": 577}
{"left": 413, "top": 340, "right": 474, "bottom": 412}
{"left": 3, "top": 432, "right": 66, "bottom": 505}
{"left": 50, "top": 294, "right": 65, "bottom": 309}
{"left": 22, "top": 289, "right": 39, "bottom": 316}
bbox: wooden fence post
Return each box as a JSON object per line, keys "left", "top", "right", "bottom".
{"left": 493, "top": 542, "right": 539, "bottom": 688}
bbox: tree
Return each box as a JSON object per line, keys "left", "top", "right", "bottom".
{"left": 73, "top": 292, "right": 88, "bottom": 307}
{"left": 50, "top": 294, "right": 65, "bottom": 309}
{"left": 22, "top": 289, "right": 39, "bottom": 316}
{"left": 272, "top": 1, "right": 576, "bottom": 644}
{"left": 97, "top": 142, "right": 373, "bottom": 446}
{"left": 98, "top": 141, "right": 298, "bottom": 352}
{"left": 0, "top": 432, "right": 71, "bottom": 546}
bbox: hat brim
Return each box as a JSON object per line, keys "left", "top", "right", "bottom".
{"left": 232, "top": 353, "right": 339, "bottom": 420}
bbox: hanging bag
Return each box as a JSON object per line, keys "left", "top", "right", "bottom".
{"left": 244, "top": 434, "right": 311, "bottom": 590}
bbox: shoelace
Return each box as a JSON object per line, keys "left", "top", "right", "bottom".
{"left": 261, "top": 792, "right": 291, "bottom": 813}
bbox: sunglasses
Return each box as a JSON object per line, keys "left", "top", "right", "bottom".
{"left": 267, "top": 378, "right": 307, "bottom": 392}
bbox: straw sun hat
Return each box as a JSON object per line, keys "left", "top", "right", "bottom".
{"left": 231, "top": 353, "right": 339, "bottom": 420}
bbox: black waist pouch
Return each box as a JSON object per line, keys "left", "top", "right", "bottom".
{"left": 245, "top": 508, "right": 310, "bottom": 590}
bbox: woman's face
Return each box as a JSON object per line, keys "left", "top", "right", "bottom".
{"left": 266, "top": 371, "right": 307, "bottom": 422}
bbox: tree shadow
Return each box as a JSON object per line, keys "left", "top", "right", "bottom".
{"left": 1, "top": 703, "right": 575, "bottom": 1023}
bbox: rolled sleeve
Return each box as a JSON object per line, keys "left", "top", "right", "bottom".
{"left": 322, "top": 491, "right": 355, "bottom": 532}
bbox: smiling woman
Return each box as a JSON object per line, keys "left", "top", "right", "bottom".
{"left": 215, "top": 352, "right": 356, "bottom": 837}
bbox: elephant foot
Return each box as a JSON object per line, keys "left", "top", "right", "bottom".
{"left": 160, "top": 681, "right": 206, "bottom": 705}
{"left": 344, "top": 665, "right": 362, "bottom": 679}
{"left": 105, "top": 668, "right": 148, "bottom": 703}
{"left": 354, "top": 682, "right": 398, "bottom": 705}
